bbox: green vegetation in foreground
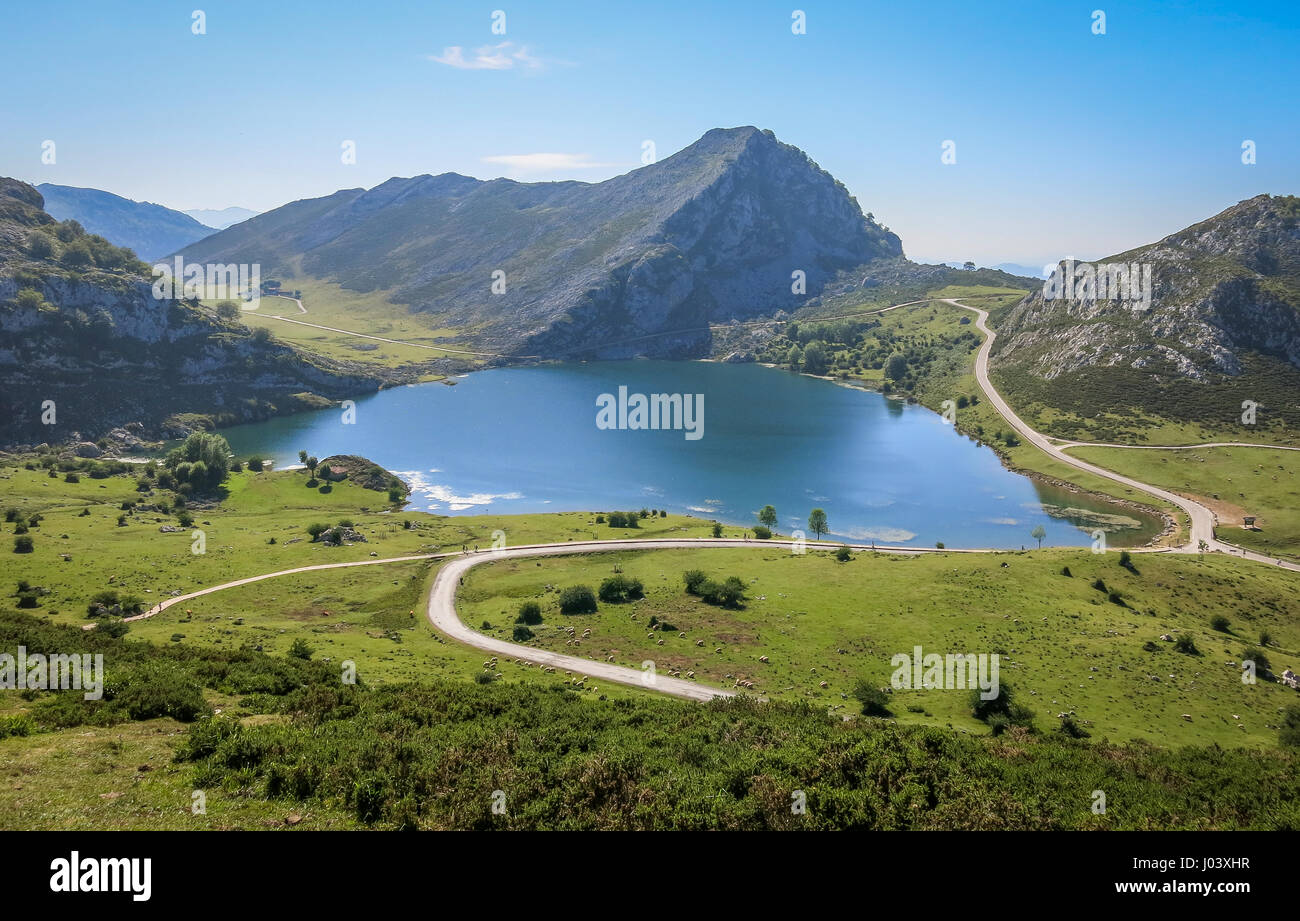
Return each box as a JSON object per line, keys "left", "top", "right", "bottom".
{"left": 1068, "top": 445, "right": 1300, "bottom": 562}
{"left": 461, "top": 546, "right": 1300, "bottom": 748}
{"left": 3, "top": 607, "right": 1298, "bottom": 830}
{"left": 2, "top": 450, "right": 1299, "bottom": 829}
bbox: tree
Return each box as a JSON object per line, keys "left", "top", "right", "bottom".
{"left": 808, "top": 508, "right": 828, "bottom": 540}
{"left": 963, "top": 261, "right": 976, "bottom": 271}
{"left": 558, "top": 585, "right": 598, "bottom": 615}
{"left": 298, "top": 450, "right": 308, "bottom": 465}
{"left": 884, "top": 353, "right": 908, "bottom": 381}
{"left": 307, "top": 522, "right": 329, "bottom": 540}
{"left": 1197, "top": 539, "right": 1209, "bottom": 557}
{"left": 711, "top": 522, "right": 723, "bottom": 538}
{"left": 164, "top": 432, "right": 232, "bottom": 490}
{"left": 786, "top": 345, "right": 802, "bottom": 371}
{"left": 1030, "top": 524, "right": 1046, "bottom": 548}
{"left": 852, "top": 680, "right": 891, "bottom": 716}
{"left": 801, "top": 341, "right": 828, "bottom": 375}
{"left": 306, "top": 456, "right": 319, "bottom": 479}
{"left": 758, "top": 505, "right": 777, "bottom": 529}
{"left": 599, "top": 575, "right": 644, "bottom": 603}
{"left": 288, "top": 638, "right": 314, "bottom": 660}
{"left": 516, "top": 601, "right": 542, "bottom": 625}
{"left": 215, "top": 300, "right": 240, "bottom": 320}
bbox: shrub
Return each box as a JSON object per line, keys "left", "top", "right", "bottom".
{"left": 13, "top": 536, "right": 33, "bottom": 553}
{"left": 1058, "top": 715, "right": 1091, "bottom": 739}
{"left": 512, "top": 625, "right": 535, "bottom": 642}
{"left": 1091, "top": 578, "right": 1107, "bottom": 592}
{"left": 307, "top": 523, "right": 329, "bottom": 540}
{"left": 970, "top": 682, "right": 1034, "bottom": 732}
{"left": 711, "top": 523, "right": 723, "bottom": 538}
{"left": 64, "top": 472, "right": 80, "bottom": 483}
{"left": 474, "top": 671, "right": 496, "bottom": 684}
{"left": 852, "top": 680, "right": 891, "bottom": 716}
{"left": 598, "top": 575, "right": 644, "bottom": 604}
{"left": 516, "top": 601, "right": 542, "bottom": 625}
{"left": 1061, "top": 566, "right": 1072, "bottom": 577}
{"left": 835, "top": 546, "right": 852, "bottom": 562}
{"left": 1173, "top": 634, "right": 1199, "bottom": 656}
{"left": 1280, "top": 705, "right": 1300, "bottom": 749}
{"left": 288, "top": 638, "right": 314, "bottom": 660}
{"left": 96, "top": 619, "right": 129, "bottom": 638}
{"left": 698, "top": 576, "right": 745, "bottom": 608}
{"left": 752, "top": 525, "right": 771, "bottom": 540}
{"left": 1210, "top": 615, "right": 1231, "bottom": 633}
{"left": 1240, "top": 646, "right": 1271, "bottom": 673}
{"left": 558, "top": 585, "right": 597, "bottom": 615}
{"left": 683, "top": 570, "right": 708, "bottom": 595}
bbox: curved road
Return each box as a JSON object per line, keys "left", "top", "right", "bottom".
{"left": 90, "top": 296, "right": 1295, "bottom": 704}
{"left": 97, "top": 538, "right": 946, "bottom": 700}
{"left": 944, "top": 298, "right": 1299, "bottom": 572}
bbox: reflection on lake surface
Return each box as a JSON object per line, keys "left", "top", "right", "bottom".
{"left": 218, "top": 361, "right": 1163, "bottom": 548}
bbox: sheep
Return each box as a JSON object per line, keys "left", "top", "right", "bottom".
{"left": 759, "top": 655, "right": 770, "bottom": 663}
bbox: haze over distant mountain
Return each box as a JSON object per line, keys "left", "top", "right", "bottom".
{"left": 36, "top": 184, "right": 215, "bottom": 261}
{"left": 178, "top": 127, "right": 903, "bottom": 358}
{"left": 185, "top": 206, "right": 259, "bottom": 229}
{"left": 992, "top": 193, "right": 1300, "bottom": 433}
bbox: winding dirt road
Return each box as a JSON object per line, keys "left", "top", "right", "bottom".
{"left": 944, "top": 298, "right": 1299, "bottom": 572}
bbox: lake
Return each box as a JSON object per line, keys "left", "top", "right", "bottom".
{"left": 218, "top": 360, "right": 1163, "bottom": 548}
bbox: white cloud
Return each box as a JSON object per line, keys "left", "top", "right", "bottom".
{"left": 482, "top": 152, "right": 618, "bottom": 173}
{"left": 430, "top": 41, "right": 545, "bottom": 71}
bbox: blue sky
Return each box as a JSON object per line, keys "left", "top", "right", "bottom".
{"left": 2, "top": 0, "right": 1296, "bottom": 265}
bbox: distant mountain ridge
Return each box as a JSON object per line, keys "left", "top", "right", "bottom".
{"left": 184, "top": 206, "right": 259, "bottom": 229}
{"left": 177, "top": 127, "right": 903, "bottom": 358}
{"left": 36, "top": 184, "right": 215, "bottom": 261}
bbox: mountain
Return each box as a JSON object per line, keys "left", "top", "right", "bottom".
{"left": 177, "top": 127, "right": 903, "bottom": 358}
{"left": 36, "top": 184, "right": 215, "bottom": 261}
{"left": 185, "top": 206, "right": 259, "bottom": 230}
{"left": 992, "top": 262, "right": 1049, "bottom": 279}
{"left": 991, "top": 194, "right": 1300, "bottom": 436}
{"left": 0, "top": 179, "right": 383, "bottom": 446}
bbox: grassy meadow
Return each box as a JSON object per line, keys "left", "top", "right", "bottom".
{"left": 461, "top": 545, "right": 1300, "bottom": 748}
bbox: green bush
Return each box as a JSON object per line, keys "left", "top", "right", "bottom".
{"left": 512, "top": 625, "right": 535, "bottom": 642}
{"left": 752, "top": 525, "right": 772, "bottom": 539}
{"left": 516, "top": 601, "right": 542, "bottom": 625}
{"left": 558, "top": 585, "right": 597, "bottom": 615}
{"left": 852, "top": 680, "right": 891, "bottom": 716}
{"left": 1210, "top": 615, "right": 1231, "bottom": 633}
{"left": 683, "top": 570, "right": 708, "bottom": 594}
{"left": 598, "top": 575, "right": 644, "bottom": 603}
{"left": 835, "top": 546, "right": 852, "bottom": 562}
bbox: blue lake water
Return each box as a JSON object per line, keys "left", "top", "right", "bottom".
{"left": 218, "top": 360, "right": 1161, "bottom": 548}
